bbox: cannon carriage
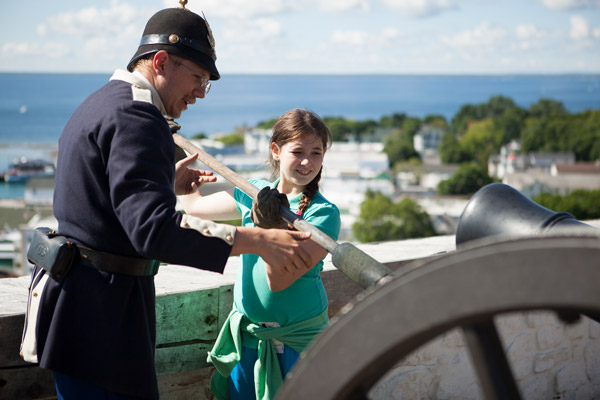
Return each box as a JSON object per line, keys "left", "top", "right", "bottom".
{"left": 277, "top": 183, "right": 600, "bottom": 400}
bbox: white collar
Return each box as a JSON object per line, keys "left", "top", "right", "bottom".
{"left": 110, "top": 69, "right": 167, "bottom": 115}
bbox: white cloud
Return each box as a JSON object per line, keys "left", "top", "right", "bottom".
{"left": 436, "top": 23, "right": 524, "bottom": 70}
{"left": 570, "top": 15, "right": 590, "bottom": 39}
{"left": 331, "top": 30, "right": 369, "bottom": 46}
{"left": 381, "top": 0, "right": 458, "bottom": 18}
{"left": 83, "top": 37, "right": 121, "bottom": 61}
{"left": 37, "top": 1, "right": 141, "bottom": 37}
{"left": 2, "top": 42, "right": 37, "bottom": 56}
{"left": 381, "top": 28, "right": 401, "bottom": 42}
{"left": 319, "top": 0, "right": 371, "bottom": 12}
{"left": 441, "top": 22, "right": 507, "bottom": 48}
{"left": 515, "top": 24, "right": 543, "bottom": 40}
{"left": 44, "top": 43, "right": 72, "bottom": 59}
{"left": 182, "top": 0, "right": 372, "bottom": 17}
{"left": 537, "top": 0, "right": 595, "bottom": 11}
{"left": 515, "top": 24, "right": 547, "bottom": 49}
{"left": 184, "top": 0, "right": 290, "bottom": 19}
{"left": 223, "top": 18, "right": 283, "bottom": 42}
{"left": 2, "top": 1, "right": 151, "bottom": 71}
{"left": 329, "top": 27, "right": 402, "bottom": 48}
{"left": 2, "top": 42, "right": 69, "bottom": 58}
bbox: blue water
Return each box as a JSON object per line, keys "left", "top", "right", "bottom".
{"left": 1, "top": 73, "right": 599, "bottom": 199}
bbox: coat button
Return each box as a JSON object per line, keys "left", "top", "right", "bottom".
{"left": 226, "top": 234, "right": 233, "bottom": 243}
{"left": 203, "top": 228, "right": 211, "bottom": 235}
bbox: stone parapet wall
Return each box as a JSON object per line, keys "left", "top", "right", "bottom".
{"left": 370, "top": 313, "right": 600, "bottom": 399}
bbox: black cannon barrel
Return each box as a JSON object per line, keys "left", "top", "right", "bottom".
{"left": 456, "top": 183, "right": 596, "bottom": 248}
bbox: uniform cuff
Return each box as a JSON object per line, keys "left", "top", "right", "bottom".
{"left": 180, "top": 214, "right": 235, "bottom": 246}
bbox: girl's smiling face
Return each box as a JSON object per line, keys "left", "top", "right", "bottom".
{"left": 271, "top": 133, "right": 325, "bottom": 197}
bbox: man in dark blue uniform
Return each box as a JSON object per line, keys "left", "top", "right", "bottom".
{"left": 21, "top": 4, "right": 312, "bottom": 399}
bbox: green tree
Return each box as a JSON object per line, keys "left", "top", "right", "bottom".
{"left": 451, "top": 104, "right": 483, "bottom": 136}
{"left": 521, "top": 109, "right": 600, "bottom": 161}
{"left": 384, "top": 130, "right": 420, "bottom": 168}
{"left": 568, "top": 109, "right": 600, "bottom": 161}
{"left": 401, "top": 116, "right": 423, "bottom": 139}
{"left": 352, "top": 190, "right": 435, "bottom": 242}
{"left": 437, "top": 163, "right": 494, "bottom": 195}
{"left": 322, "top": 116, "right": 354, "bottom": 141}
{"left": 215, "top": 133, "right": 244, "bottom": 146}
{"left": 460, "top": 119, "right": 501, "bottom": 168}
{"left": 354, "top": 119, "right": 378, "bottom": 140}
{"left": 533, "top": 189, "right": 600, "bottom": 220}
{"left": 528, "top": 99, "right": 568, "bottom": 118}
{"left": 191, "top": 133, "right": 207, "bottom": 140}
{"left": 378, "top": 113, "right": 407, "bottom": 129}
{"left": 423, "top": 114, "right": 449, "bottom": 130}
{"left": 439, "top": 133, "right": 472, "bottom": 164}
{"left": 451, "top": 95, "right": 523, "bottom": 136}
{"left": 521, "top": 115, "right": 571, "bottom": 154}
{"left": 493, "top": 106, "right": 526, "bottom": 144}
{"left": 486, "top": 96, "right": 520, "bottom": 116}
{"left": 256, "top": 117, "right": 278, "bottom": 129}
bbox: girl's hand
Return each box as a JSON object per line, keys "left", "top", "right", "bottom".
{"left": 250, "top": 187, "right": 291, "bottom": 229}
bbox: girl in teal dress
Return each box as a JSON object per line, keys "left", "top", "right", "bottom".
{"left": 177, "top": 108, "right": 341, "bottom": 400}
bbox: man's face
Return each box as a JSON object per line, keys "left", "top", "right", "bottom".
{"left": 156, "top": 53, "right": 211, "bottom": 118}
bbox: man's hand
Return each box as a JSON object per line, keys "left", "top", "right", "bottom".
{"left": 264, "top": 233, "right": 327, "bottom": 292}
{"left": 174, "top": 153, "right": 217, "bottom": 195}
{"left": 257, "top": 228, "right": 312, "bottom": 272}
{"left": 231, "top": 227, "right": 314, "bottom": 291}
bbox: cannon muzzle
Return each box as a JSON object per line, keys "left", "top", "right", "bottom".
{"left": 456, "top": 183, "right": 596, "bottom": 248}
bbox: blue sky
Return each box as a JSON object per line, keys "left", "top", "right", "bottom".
{"left": 1, "top": 0, "right": 599, "bottom": 74}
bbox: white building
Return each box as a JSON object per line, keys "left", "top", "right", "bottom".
{"left": 504, "top": 162, "right": 600, "bottom": 198}
{"left": 413, "top": 125, "right": 445, "bottom": 156}
{"left": 488, "top": 141, "right": 575, "bottom": 179}
{"left": 395, "top": 164, "right": 458, "bottom": 194}
{"left": 243, "top": 128, "right": 272, "bottom": 155}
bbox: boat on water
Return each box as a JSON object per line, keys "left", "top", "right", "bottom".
{"left": 3, "top": 158, "right": 55, "bottom": 183}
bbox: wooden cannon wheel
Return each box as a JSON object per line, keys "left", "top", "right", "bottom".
{"left": 276, "top": 234, "right": 600, "bottom": 400}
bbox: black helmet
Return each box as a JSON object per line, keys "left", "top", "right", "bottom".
{"left": 127, "top": 7, "right": 219, "bottom": 80}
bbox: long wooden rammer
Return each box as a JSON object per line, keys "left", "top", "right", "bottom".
{"left": 173, "top": 133, "right": 393, "bottom": 289}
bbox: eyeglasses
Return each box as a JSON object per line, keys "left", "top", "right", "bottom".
{"left": 174, "top": 60, "right": 211, "bottom": 95}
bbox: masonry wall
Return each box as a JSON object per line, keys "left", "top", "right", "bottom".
{"left": 370, "top": 313, "right": 600, "bottom": 400}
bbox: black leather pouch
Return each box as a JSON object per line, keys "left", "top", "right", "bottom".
{"left": 27, "top": 227, "right": 77, "bottom": 280}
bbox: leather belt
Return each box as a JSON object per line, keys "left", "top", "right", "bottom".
{"left": 77, "top": 245, "right": 159, "bottom": 277}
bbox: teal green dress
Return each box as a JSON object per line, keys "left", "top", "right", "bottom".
{"left": 233, "top": 178, "right": 341, "bottom": 326}
{"left": 207, "top": 178, "right": 341, "bottom": 399}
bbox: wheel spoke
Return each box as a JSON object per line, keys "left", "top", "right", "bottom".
{"left": 463, "top": 321, "right": 522, "bottom": 400}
